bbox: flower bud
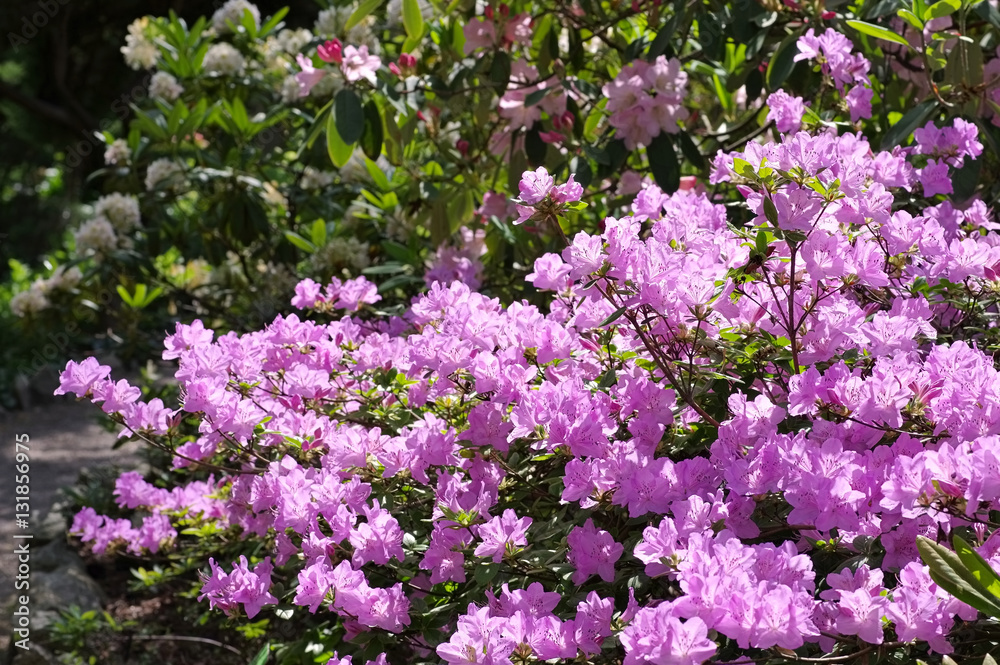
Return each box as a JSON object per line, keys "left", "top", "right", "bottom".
{"left": 317, "top": 39, "right": 342, "bottom": 64}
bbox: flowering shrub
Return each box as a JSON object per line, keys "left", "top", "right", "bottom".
{"left": 11, "top": 0, "right": 1000, "bottom": 400}
{"left": 23, "top": 0, "right": 1000, "bottom": 661}
{"left": 57, "top": 101, "right": 1000, "bottom": 662}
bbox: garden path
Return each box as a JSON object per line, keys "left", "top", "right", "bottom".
{"left": 0, "top": 397, "right": 141, "bottom": 650}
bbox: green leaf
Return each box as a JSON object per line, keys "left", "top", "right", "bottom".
{"left": 647, "top": 133, "right": 680, "bottom": 193}
{"left": 881, "top": 99, "right": 938, "bottom": 149}
{"left": 897, "top": 8, "right": 925, "bottom": 28}
{"left": 766, "top": 32, "right": 800, "bottom": 91}
{"left": 600, "top": 306, "right": 628, "bottom": 327}
{"left": 345, "top": 0, "right": 385, "bottom": 31}
{"left": 116, "top": 285, "right": 134, "bottom": 307}
{"left": 916, "top": 536, "right": 1000, "bottom": 617}
{"left": 491, "top": 51, "right": 511, "bottom": 92}
{"left": 763, "top": 198, "right": 779, "bottom": 226}
{"left": 474, "top": 562, "right": 499, "bottom": 586}
{"left": 676, "top": 130, "right": 706, "bottom": 170}
{"left": 926, "top": 0, "right": 961, "bottom": 18}
{"left": 364, "top": 157, "right": 391, "bottom": 190}
{"left": 335, "top": 89, "right": 365, "bottom": 145}
{"left": 299, "top": 100, "right": 334, "bottom": 156}
{"left": 360, "top": 100, "right": 384, "bottom": 160}
{"left": 951, "top": 152, "right": 981, "bottom": 202}
{"left": 310, "top": 219, "right": 327, "bottom": 247}
{"left": 953, "top": 535, "right": 1000, "bottom": 598}
{"left": 525, "top": 127, "right": 546, "bottom": 166}
{"left": 258, "top": 7, "right": 289, "bottom": 37}
{"left": 646, "top": 24, "right": 674, "bottom": 61}
{"left": 402, "top": 0, "right": 425, "bottom": 39}
{"left": 846, "top": 20, "right": 913, "bottom": 48}
{"left": 326, "top": 110, "right": 354, "bottom": 168}
{"left": 284, "top": 231, "right": 316, "bottom": 253}
{"left": 754, "top": 229, "right": 770, "bottom": 256}
{"left": 249, "top": 643, "right": 270, "bottom": 665}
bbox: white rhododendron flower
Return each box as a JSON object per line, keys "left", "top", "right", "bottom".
{"left": 202, "top": 43, "right": 246, "bottom": 76}
{"left": 211, "top": 0, "right": 260, "bottom": 33}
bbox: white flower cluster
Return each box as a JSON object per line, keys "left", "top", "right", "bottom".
{"left": 149, "top": 71, "right": 184, "bottom": 102}
{"left": 145, "top": 158, "right": 185, "bottom": 191}
{"left": 338, "top": 151, "right": 394, "bottom": 186}
{"left": 277, "top": 28, "right": 313, "bottom": 54}
{"left": 73, "top": 217, "right": 118, "bottom": 256}
{"left": 11, "top": 264, "right": 85, "bottom": 316}
{"left": 314, "top": 6, "right": 379, "bottom": 52}
{"left": 104, "top": 139, "right": 131, "bottom": 166}
{"left": 212, "top": 0, "right": 261, "bottom": 33}
{"left": 10, "top": 285, "right": 48, "bottom": 317}
{"left": 280, "top": 75, "right": 301, "bottom": 103}
{"left": 203, "top": 43, "right": 246, "bottom": 76}
{"left": 310, "top": 237, "right": 371, "bottom": 276}
{"left": 300, "top": 167, "right": 335, "bottom": 190}
{"left": 121, "top": 18, "right": 158, "bottom": 70}
{"left": 93, "top": 193, "right": 141, "bottom": 232}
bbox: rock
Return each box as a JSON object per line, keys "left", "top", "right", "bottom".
{"left": 32, "top": 541, "right": 84, "bottom": 574}
{"left": 30, "top": 566, "right": 105, "bottom": 632}
{"left": 33, "top": 507, "right": 67, "bottom": 546}
{"left": 9, "top": 642, "right": 58, "bottom": 665}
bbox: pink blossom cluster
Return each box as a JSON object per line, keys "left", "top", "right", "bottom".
{"left": 297, "top": 39, "right": 381, "bottom": 96}
{"left": 57, "top": 117, "right": 1000, "bottom": 662}
{"left": 602, "top": 55, "right": 689, "bottom": 149}
{"left": 425, "top": 226, "right": 487, "bottom": 289}
{"left": 795, "top": 28, "right": 873, "bottom": 121}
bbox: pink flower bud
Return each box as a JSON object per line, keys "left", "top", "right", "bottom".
{"left": 539, "top": 130, "right": 564, "bottom": 144}
{"left": 317, "top": 39, "right": 343, "bottom": 64}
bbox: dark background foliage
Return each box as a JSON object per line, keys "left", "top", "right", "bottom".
{"left": 0, "top": 0, "right": 317, "bottom": 278}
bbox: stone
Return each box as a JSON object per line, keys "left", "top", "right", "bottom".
{"left": 30, "top": 566, "right": 105, "bottom": 632}
{"left": 32, "top": 540, "right": 84, "bottom": 574}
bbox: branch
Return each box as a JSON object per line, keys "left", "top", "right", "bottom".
{"left": 0, "top": 80, "right": 88, "bottom": 132}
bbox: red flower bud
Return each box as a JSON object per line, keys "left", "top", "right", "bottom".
{"left": 457, "top": 139, "right": 470, "bottom": 156}
{"left": 317, "top": 39, "right": 342, "bottom": 64}
{"left": 484, "top": 5, "right": 494, "bottom": 19}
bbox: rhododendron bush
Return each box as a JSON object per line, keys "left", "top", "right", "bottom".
{"left": 30, "top": 0, "right": 1000, "bottom": 662}
{"left": 12, "top": 0, "right": 1000, "bottom": 397}
{"left": 59, "top": 118, "right": 1000, "bottom": 662}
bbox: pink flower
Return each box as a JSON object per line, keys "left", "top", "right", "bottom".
{"left": 296, "top": 53, "right": 326, "bottom": 97}
{"left": 566, "top": 518, "right": 623, "bottom": 584}
{"left": 474, "top": 509, "right": 532, "bottom": 562}
{"left": 518, "top": 166, "right": 554, "bottom": 205}
{"left": 462, "top": 18, "right": 496, "bottom": 55}
{"left": 766, "top": 90, "right": 806, "bottom": 134}
{"left": 291, "top": 278, "right": 322, "bottom": 309}
{"left": 54, "top": 357, "right": 112, "bottom": 397}
{"left": 551, "top": 174, "right": 583, "bottom": 204}
{"left": 341, "top": 45, "right": 381, "bottom": 84}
